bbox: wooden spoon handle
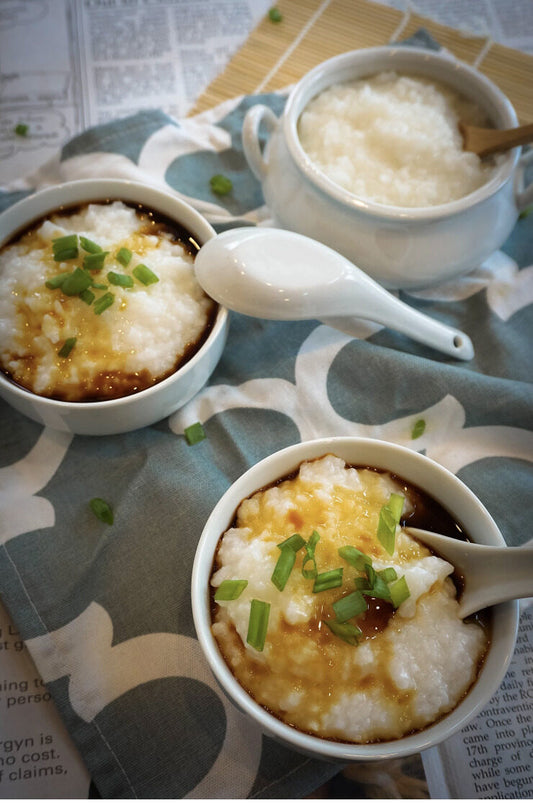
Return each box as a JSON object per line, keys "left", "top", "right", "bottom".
{"left": 460, "top": 121, "right": 533, "bottom": 158}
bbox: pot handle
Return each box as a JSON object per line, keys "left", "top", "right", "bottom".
{"left": 242, "top": 105, "right": 279, "bottom": 182}
{"left": 515, "top": 148, "right": 533, "bottom": 211}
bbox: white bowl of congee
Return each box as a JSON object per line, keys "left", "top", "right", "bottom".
{"left": 242, "top": 46, "right": 533, "bottom": 289}
{"left": 0, "top": 179, "right": 228, "bottom": 435}
{"left": 192, "top": 437, "right": 519, "bottom": 761}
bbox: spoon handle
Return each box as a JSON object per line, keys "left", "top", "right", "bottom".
{"left": 461, "top": 122, "right": 533, "bottom": 158}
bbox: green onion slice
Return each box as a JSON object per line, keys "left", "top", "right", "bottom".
{"left": 108, "top": 271, "right": 134, "bottom": 288}
{"left": 79, "top": 289, "right": 95, "bottom": 305}
{"left": 378, "top": 567, "right": 397, "bottom": 584}
{"left": 354, "top": 576, "right": 372, "bottom": 592}
{"left": 302, "top": 529, "right": 320, "bottom": 579}
{"left": 247, "top": 599, "right": 270, "bottom": 651}
{"left": 58, "top": 337, "right": 77, "bottom": 358}
{"left": 338, "top": 545, "right": 372, "bottom": 571}
{"left": 184, "top": 422, "right": 206, "bottom": 445}
{"left": 83, "top": 251, "right": 108, "bottom": 271}
{"left": 93, "top": 292, "right": 115, "bottom": 315}
{"left": 45, "top": 271, "right": 71, "bottom": 289}
{"left": 89, "top": 497, "right": 114, "bottom": 525}
{"left": 332, "top": 590, "right": 367, "bottom": 622}
{"left": 52, "top": 234, "right": 78, "bottom": 261}
{"left": 277, "top": 533, "right": 305, "bottom": 552}
{"left": 323, "top": 619, "right": 362, "bottom": 646}
{"left": 214, "top": 579, "right": 248, "bottom": 601}
{"left": 377, "top": 493, "right": 404, "bottom": 556}
{"left": 61, "top": 267, "right": 93, "bottom": 296}
{"left": 271, "top": 545, "right": 297, "bottom": 591}
{"left": 313, "top": 567, "right": 343, "bottom": 593}
{"left": 411, "top": 418, "right": 426, "bottom": 439}
{"left": 116, "top": 247, "right": 133, "bottom": 267}
{"left": 268, "top": 7, "right": 282, "bottom": 22}
{"left": 80, "top": 236, "right": 102, "bottom": 254}
{"left": 15, "top": 123, "right": 29, "bottom": 136}
{"left": 91, "top": 280, "right": 108, "bottom": 290}
{"left": 133, "top": 263, "right": 159, "bottom": 286}
{"left": 390, "top": 575, "right": 410, "bottom": 608}
{"left": 209, "top": 174, "right": 233, "bottom": 196}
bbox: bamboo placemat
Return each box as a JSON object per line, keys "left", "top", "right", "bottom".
{"left": 190, "top": 0, "right": 532, "bottom": 124}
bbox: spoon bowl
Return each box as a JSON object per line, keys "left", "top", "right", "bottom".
{"left": 405, "top": 527, "right": 533, "bottom": 618}
{"left": 195, "top": 227, "right": 474, "bottom": 361}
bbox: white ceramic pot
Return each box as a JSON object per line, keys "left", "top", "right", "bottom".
{"left": 0, "top": 179, "right": 228, "bottom": 435}
{"left": 192, "top": 436, "right": 519, "bottom": 762}
{"left": 243, "top": 47, "right": 533, "bottom": 290}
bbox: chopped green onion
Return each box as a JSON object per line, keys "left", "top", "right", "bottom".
{"left": 91, "top": 280, "right": 108, "bottom": 290}
{"left": 52, "top": 234, "right": 78, "bottom": 261}
{"left": 378, "top": 567, "right": 398, "bottom": 584}
{"left": 355, "top": 575, "right": 372, "bottom": 592}
{"left": 271, "top": 545, "right": 297, "bottom": 591}
{"left": 214, "top": 579, "right": 248, "bottom": 601}
{"left": 209, "top": 174, "right": 233, "bottom": 196}
{"left": 313, "top": 567, "right": 343, "bottom": 593}
{"left": 89, "top": 497, "right": 114, "bottom": 525}
{"left": 133, "top": 263, "right": 159, "bottom": 286}
{"left": 411, "top": 418, "right": 426, "bottom": 439}
{"left": 247, "top": 599, "right": 270, "bottom": 651}
{"left": 184, "top": 421, "right": 206, "bottom": 445}
{"left": 80, "top": 236, "right": 102, "bottom": 254}
{"left": 324, "top": 619, "right": 362, "bottom": 646}
{"left": 93, "top": 292, "right": 115, "bottom": 315}
{"left": 377, "top": 493, "right": 404, "bottom": 556}
{"left": 332, "top": 590, "right": 367, "bottom": 622}
{"left": 388, "top": 493, "right": 404, "bottom": 522}
{"left": 61, "top": 267, "right": 93, "bottom": 296}
{"left": 83, "top": 251, "right": 108, "bottom": 271}
{"left": 390, "top": 575, "right": 410, "bottom": 608}
{"left": 58, "top": 337, "right": 77, "bottom": 358}
{"left": 45, "top": 271, "right": 71, "bottom": 289}
{"left": 108, "top": 271, "right": 134, "bottom": 288}
{"left": 365, "top": 572, "right": 391, "bottom": 601}
{"left": 14, "top": 123, "right": 29, "bottom": 136}
{"left": 338, "top": 545, "right": 372, "bottom": 571}
{"left": 116, "top": 247, "right": 133, "bottom": 267}
{"left": 277, "top": 533, "right": 305, "bottom": 552}
{"left": 79, "top": 288, "right": 95, "bottom": 305}
{"left": 302, "top": 529, "right": 320, "bottom": 579}
{"left": 268, "top": 7, "right": 282, "bottom": 21}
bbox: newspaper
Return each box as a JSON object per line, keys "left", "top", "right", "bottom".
{"left": 0, "top": 0, "right": 532, "bottom": 798}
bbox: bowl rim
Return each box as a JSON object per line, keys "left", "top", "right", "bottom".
{"left": 282, "top": 46, "right": 520, "bottom": 222}
{"left": 0, "top": 178, "right": 228, "bottom": 413}
{"left": 192, "top": 436, "right": 519, "bottom": 761}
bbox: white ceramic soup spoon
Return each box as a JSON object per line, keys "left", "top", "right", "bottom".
{"left": 195, "top": 228, "right": 474, "bottom": 361}
{"left": 405, "top": 527, "right": 533, "bottom": 618}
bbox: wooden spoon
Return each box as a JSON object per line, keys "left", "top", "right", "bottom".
{"left": 459, "top": 120, "right": 533, "bottom": 158}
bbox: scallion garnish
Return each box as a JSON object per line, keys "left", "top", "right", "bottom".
{"left": 313, "top": 567, "right": 343, "bottom": 593}
{"left": 108, "top": 271, "right": 134, "bottom": 288}
{"left": 83, "top": 251, "right": 108, "bottom": 271}
{"left": 89, "top": 497, "right": 114, "bottom": 525}
{"left": 247, "top": 599, "right": 270, "bottom": 651}
{"left": 338, "top": 545, "right": 372, "bottom": 571}
{"left": 116, "top": 247, "right": 132, "bottom": 267}
{"left": 93, "top": 292, "right": 115, "bottom": 315}
{"left": 268, "top": 7, "right": 282, "bottom": 22}
{"left": 80, "top": 236, "right": 102, "bottom": 254}
{"left": 324, "top": 619, "right": 362, "bottom": 646}
{"left": 214, "top": 579, "right": 248, "bottom": 601}
{"left": 209, "top": 174, "right": 233, "bottom": 196}
{"left": 91, "top": 280, "right": 107, "bottom": 290}
{"left": 271, "top": 545, "right": 297, "bottom": 591}
{"left": 79, "top": 288, "right": 95, "bottom": 305}
{"left": 277, "top": 533, "right": 306, "bottom": 552}
{"left": 332, "top": 590, "right": 367, "bottom": 622}
{"left": 184, "top": 421, "right": 206, "bottom": 445}
{"left": 411, "top": 418, "right": 426, "bottom": 439}
{"left": 378, "top": 567, "right": 397, "bottom": 584}
{"left": 133, "top": 263, "right": 159, "bottom": 286}
{"left": 14, "top": 123, "right": 29, "bottom": 136}
{"left": 377, "top": 493, "right": 404, "bottom": 555}
{"left": 45, "top": 271, "right": 71, "bottom": 289}
{"left": 300, "top": 529, "right": 320, "bottom": 579}
{"left": 58, "top": 337, "right": 76, "bottom": 358}
{"left": 52, "top": 234, "right": 78, "bottom": 261}
{"left": 61, "top": 267, "right": 93, "bottom": 296}
{"left": 390, "top": 575, "right": 410, "bottom": 608}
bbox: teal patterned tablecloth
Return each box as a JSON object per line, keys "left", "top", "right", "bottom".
{"left": 1, "top": 64, "right": 532, "bottom": 798}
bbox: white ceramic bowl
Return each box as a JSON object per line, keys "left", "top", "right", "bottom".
{"left": 243, "top": 46, "right": 533, "bottom": 290}
{"left": 0, "top": 179, "right": 228, "bottom": 435}
{"left": 192, "top": 436, "right": 519, "bottom": 762}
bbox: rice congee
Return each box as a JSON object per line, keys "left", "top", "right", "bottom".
{"left": 210, "top": 454, "right": 489, "bottom": 744}
{"left": 0, "top": 201, "right": 216, "bottom": 401}
{"left": 298, "top": 72, "right": 498, "bottom": 207}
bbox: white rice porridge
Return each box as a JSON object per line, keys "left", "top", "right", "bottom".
{"left": 298, "top": 71, "right": 498, "bottom": 207}
{"left": 0, "top": 201, "right": 215, "bottom": 401}
{"left": 211, "top": 454, "right": 489, "bottom": 744}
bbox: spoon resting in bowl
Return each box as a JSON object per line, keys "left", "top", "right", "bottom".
{"left": 405, "top": 527, "right": 533, "bottom": 618}
{"left": 195, "top": 228, "right": 474, "bottom": 361}
{"left": 459, "top": 120, "right": 533, "bottom": 158}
